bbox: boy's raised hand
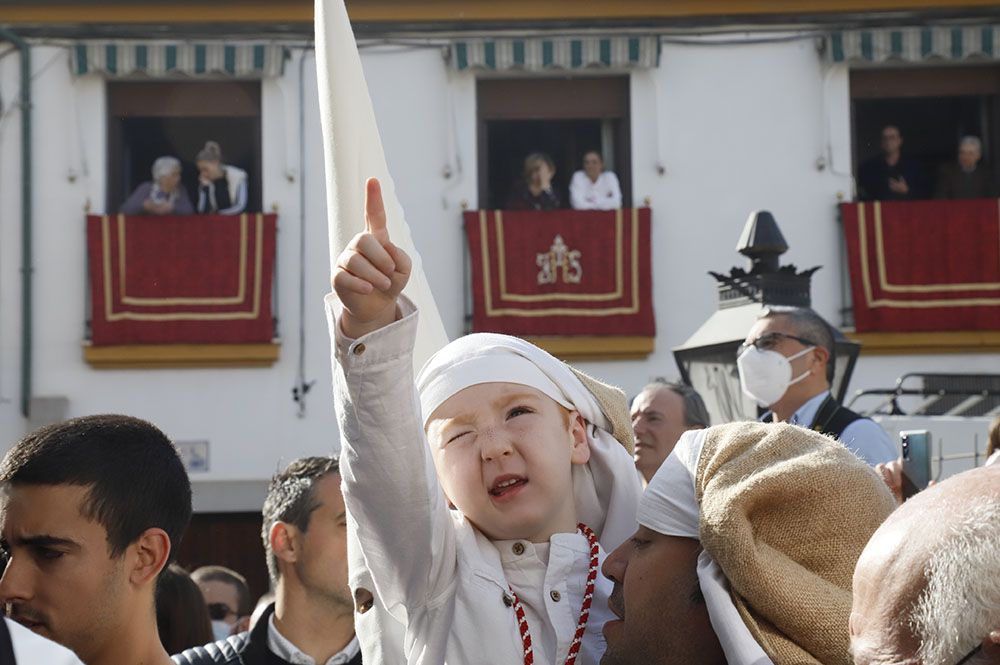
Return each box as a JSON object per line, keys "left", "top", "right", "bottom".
{"left": 333, "top": 178, "right": 412, "bottom": 338}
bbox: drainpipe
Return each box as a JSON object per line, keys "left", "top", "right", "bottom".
{"left": 0, "top": 28, "right": 33, "bottom": 417}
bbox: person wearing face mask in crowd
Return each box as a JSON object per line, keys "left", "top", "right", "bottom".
{"left": 736, "top": 306, "right": 896, "bottom": 466}
{"left": 191, "top": 566, "right": 252, "bottom": 644}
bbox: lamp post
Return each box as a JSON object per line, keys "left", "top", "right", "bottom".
{"left": 673, "top": 210, "right": 861, "bottom": 424}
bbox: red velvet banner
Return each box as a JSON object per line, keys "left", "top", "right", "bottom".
{"left": 87, "top": 213, "right": 277, "bottom": 344}
{"left": 841, "top": 200, "right": 1000, "bottom": 332}
{"left": 463, "top": 208, "right": 655, "bottom": 336}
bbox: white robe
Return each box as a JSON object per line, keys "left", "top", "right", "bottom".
{"left": 328, "top": 297, "right": 630, "bottom": 665}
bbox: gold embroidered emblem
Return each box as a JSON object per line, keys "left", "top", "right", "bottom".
{"left": 536, "top": 235, "right": 583, "bottom": 285}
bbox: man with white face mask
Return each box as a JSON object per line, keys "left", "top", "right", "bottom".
{"left": 736, "top": 306, "right": 895, "bottom": 466}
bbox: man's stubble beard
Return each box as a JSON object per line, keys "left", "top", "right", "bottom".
{"left": 296, "top": 559, "right": 353, "bottom": 615}
{"left": 68, "top": 554, "right": 130, "bottom": 663}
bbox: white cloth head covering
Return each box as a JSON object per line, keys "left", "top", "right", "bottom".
{"left": 416, "top": 332, "right": 641, "bottom": 552}
{"left": 640, "top": 429, "right": 774, "bottom": 665}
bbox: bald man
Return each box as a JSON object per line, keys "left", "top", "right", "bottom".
{"left": 851, "top": 464, "right": 1000, "bottom": 665}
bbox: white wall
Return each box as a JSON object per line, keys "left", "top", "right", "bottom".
{"left": 361, "top": 43, "right": 476, "bottom": 338}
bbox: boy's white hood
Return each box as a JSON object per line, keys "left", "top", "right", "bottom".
{"left": 416, "top": 332, "right": 641, "bottom": 552}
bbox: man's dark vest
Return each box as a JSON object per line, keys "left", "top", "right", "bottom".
{"left": 809, "top": 393, "right": 863, "bottom": 439}
{"left": 172, "top": 603, "right": 362, "bottom": 665}
{"left": 762, "top": 393, "right": 862, "bottom": 440}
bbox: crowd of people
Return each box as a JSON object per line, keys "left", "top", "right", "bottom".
{"left": 120, "top": 140, "right": 249, "bottom": 217}
{"left": 858, "top": 125, "right": 997, "bottom": 201}
{"left": 0, "top": 177, "right": 997, "bottom": 665}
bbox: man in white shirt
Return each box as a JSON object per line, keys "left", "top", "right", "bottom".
{"left": 570, "top": 150, "right": 622, "bottom": 210}
{"left": 737, "top": 306, "right": 896, "bottom": 466}
{"left": 174, "top": 457, "right": 360, "bottom": 665}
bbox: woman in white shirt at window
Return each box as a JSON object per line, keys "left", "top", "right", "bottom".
{"left": 569, "top": 150, "right": 622, "bottom": 210}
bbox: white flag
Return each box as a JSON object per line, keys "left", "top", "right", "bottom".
{"left": 316, "top": 0, "right": 449, "bottom": 368}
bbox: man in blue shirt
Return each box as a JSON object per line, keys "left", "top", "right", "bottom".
{"left": 737, "top": 306, "right": 896, "bottom": 466}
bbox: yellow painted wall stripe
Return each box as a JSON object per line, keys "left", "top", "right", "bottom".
{"left": 5, "top": 1, "right": 1000, "bottom": 25}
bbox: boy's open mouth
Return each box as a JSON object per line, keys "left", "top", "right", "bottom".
{"left": 489, "top": 474, "right": 528, "bottom": 497}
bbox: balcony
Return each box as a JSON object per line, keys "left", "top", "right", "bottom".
{"left": 84, "top": 212, "right": 279, "bottom": 368}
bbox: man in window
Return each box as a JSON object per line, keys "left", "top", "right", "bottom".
{"left": 857, "top": 125, "right": 925, "bottom": 201}
{"left": 934, "top": 135, "right": 997, "bottom": 200}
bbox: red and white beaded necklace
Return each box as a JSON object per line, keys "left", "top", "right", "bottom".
{"left": 508, "top": 523, "right": 599, "bottom": 665}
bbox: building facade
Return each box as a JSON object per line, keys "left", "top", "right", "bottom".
{"left": 2, "top": 3, "right": 999, "bottom": 570}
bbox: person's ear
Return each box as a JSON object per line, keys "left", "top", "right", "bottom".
{"left": 235, "top": 615, "right": 251, "bottom": 633}
{"left": 810, "top": 346, "right": 830, "bottom": 374}
{"left": 270, "top": 521, "right": 299, "bottom": 567}
{"left": 568, "top": 411, "right": 591, "bottom": 465}
{"left": 129, "top": 527, "right": 170, "bottom": 587}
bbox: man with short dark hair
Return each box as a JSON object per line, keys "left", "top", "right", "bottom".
{"left": 858, "top": 124, "right": 925, "bottom": 201}
{"left": 0, "top": 414, "right": 192, "bottom": 665}
{"left": 191, "top": 566, "right": 252, "bottom": 643}
{"left": 631, "top": 381, "right": 709, "bottom": 483}
{"left": 174, "top": 456, "right": 360, "bottom": 665}
{"left": 737, "top": 306, "right": 895, "bottom": 466}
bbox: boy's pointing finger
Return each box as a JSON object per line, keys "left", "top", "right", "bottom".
{"left": 364, "top": 177, "right": 389, "bottom": 243}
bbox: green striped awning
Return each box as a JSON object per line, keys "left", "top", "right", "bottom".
{"left": 71, "top": 42, "right": 287, "bottom": 78}
{"left": 450, "top": 36, "right": 660, "bottom": 71}
{"left": 829, "top": 25, "right": 1000, "bottom": 64}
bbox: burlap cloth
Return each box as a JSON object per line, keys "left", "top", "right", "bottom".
{"left": 694, "top": 421, "right": 896, "bottom": 665}
{"left": 569, "top": 366, "right": 634, "bottom": 455}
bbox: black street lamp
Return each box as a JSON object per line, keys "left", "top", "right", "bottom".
{"left": 673, "top": 210, "right": 861, "bottom": 424}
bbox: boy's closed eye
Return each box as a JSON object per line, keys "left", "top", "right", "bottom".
{"left": 447, "top": 430, "right": 472, "bottom": 444}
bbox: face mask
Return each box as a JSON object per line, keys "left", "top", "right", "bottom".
{"left": 737, "top": 345, "right": 815, "bottom": 408}
{"left": 211, "top": 620, "right": 234, "bottom": 642}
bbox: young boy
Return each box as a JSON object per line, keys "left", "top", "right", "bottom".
{"left": 328, "top": 179, "right": 641, "bottom": 665}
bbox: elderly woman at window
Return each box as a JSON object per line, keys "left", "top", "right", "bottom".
{"left": 120, "top": 156, "right": 194, "bottom": 216}
{"left": 195, "top": 141, "right": 248, "bottom": 215}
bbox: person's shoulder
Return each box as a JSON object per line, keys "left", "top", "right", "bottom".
{"left": 171, "top": 632, "right": 251, "bottom": 665}
{"left": 225, "top": 164, "right": 249, "bottom": 179}
{"left": 841, "top": 415, "right": 896, "bottom": 462}
{"left": 570, "top": 170, "right": 587, "bottom": 182}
